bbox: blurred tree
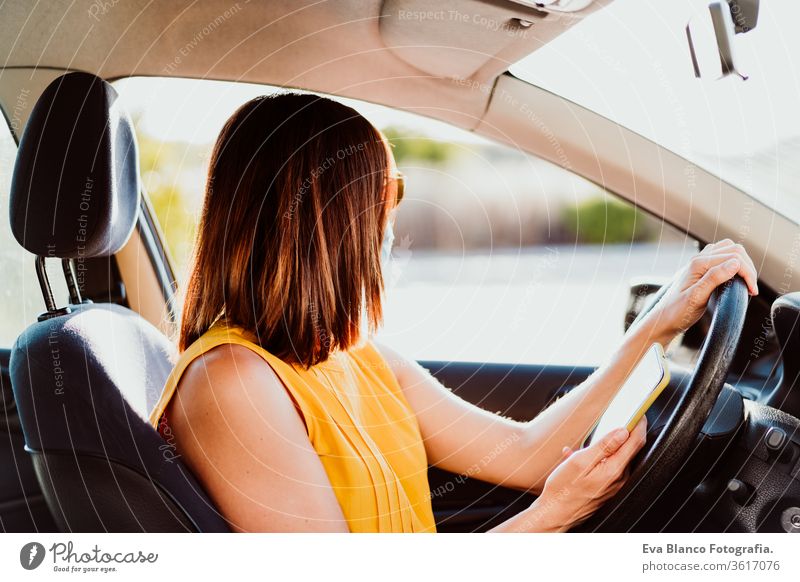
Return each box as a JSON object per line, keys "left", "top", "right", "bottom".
{"left": 562, "top": 196, "right": 655, "bottom": 244}
{"left": 146, "top": 183, "right": 197, "bottom": 271}
{"left": 133, "top": 114, "right": 199, "bottom": 277}
{"left": 382, "top": 126, "right": 460, "bottom": 166}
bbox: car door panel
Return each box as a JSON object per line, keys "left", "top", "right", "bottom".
{"left": 421, "top": 361, "right": 594, "bottom": 532}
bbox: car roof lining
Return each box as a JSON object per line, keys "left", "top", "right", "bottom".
{"left": 0, "top": 0, "right": 606, "bottom": 129}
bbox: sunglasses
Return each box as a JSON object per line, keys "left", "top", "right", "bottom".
{"left": 388, "top": 171, "right": 405, "bottom": 205}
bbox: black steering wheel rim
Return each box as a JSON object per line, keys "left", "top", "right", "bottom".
{"left": 575, "top": 275, "right": 749, "bottom": 532}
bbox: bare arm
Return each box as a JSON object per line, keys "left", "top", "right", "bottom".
{"left": 165, "top": 344, "right": 349, "bottom": 532}
{"left": 376, "top": 317, "right": 669, "bottom": 495}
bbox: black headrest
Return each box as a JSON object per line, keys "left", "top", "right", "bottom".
{"left": 10, "top": 72, "right": 141, "bottom": 259}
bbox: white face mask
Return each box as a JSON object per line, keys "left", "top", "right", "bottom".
{"left": 380, "top": 218, "right": 395, "bottom": 280}
{"left": 358, "top": 219, "right": 395, "bottom": 341}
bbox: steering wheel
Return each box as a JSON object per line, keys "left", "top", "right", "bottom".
{"left": 575, "top": 275, "right": 750, "bottom": 532}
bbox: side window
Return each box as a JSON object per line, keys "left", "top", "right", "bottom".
{"left": 115, "top": 77, "right": 697, "bottom": 366}
{"left": 378, "top": 131, "right": 697, "bottom": 366}
{"left": 0, "top": 119, "right": 55, "bottom": 344}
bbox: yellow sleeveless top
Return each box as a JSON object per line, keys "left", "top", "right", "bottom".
{"left": 148, "top": 321, "right": 436, "bottom": 533}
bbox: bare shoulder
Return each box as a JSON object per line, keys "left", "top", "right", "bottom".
{"left": 169, "top": 342, "right": 289, "bottom": 428}
{"left": 164, "top": 344, "right": 347, "bottom": 532}
{"left": 372, "top": 340, "right": 426, "bottom": 386}
{"left": 183, "top": 342, "right": 277, "bottom": 384}
{"left": 372, "top": 340, "right": 399, "bottom": 361}
{"left": 372, "top": 340, "right": 406, "bottom": 371}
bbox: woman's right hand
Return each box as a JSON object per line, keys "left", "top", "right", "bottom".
{"left": 532, "top": 416, "right": 648, "bottom": 532}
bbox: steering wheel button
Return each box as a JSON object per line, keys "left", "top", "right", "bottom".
{"left": 780, "top": 507, "right": 800, "bottom": 533}
{"left": 765, "top": 427, "right": 787, "bottom": 451}
{"left": 726, "top": 478, "right": 753, "bottom": 505}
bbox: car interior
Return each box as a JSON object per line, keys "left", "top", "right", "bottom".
{"left": 1, "top": 0, "right": 799, "bottom": 533}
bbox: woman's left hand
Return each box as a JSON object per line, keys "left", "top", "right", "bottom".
{"left": 644, "top": 239, "right": 759, "bottom": 342}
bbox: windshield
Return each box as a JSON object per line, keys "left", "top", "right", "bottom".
{"left": 512, "top": 0, "right": 800, "bottom": 224}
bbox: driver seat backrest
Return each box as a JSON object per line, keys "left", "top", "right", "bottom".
{"left": 8, "top": 71, "right": 229, "bottom": 532}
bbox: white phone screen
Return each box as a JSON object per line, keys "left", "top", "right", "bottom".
{"left": 587, "top": 344, "right": 666, "bottom": 446}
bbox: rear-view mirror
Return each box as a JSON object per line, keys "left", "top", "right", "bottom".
{"left": 686, "top": 0, "right": 759, "bottom": 80}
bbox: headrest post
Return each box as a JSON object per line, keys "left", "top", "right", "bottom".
{"left": 35, "top": 256, "right": 56, "bottom": 312}
{"left": 62, "top": 259, "right": 83, "bottom": 304}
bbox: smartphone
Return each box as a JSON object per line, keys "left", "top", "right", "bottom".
{"left": 585, "top": 343, "right": 670, "bottom": 447}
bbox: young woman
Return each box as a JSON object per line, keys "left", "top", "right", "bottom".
{"left": 148, "top": 93, "right": 758, "bottom": 533}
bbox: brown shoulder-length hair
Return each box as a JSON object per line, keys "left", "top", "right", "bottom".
{"left": 179, "top": 93, "right": 391, "bottom": 367}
